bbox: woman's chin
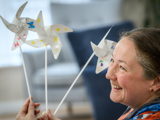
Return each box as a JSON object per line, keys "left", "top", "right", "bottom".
{"left": 110, "top": 97, "right": 120, "bottom": 103}
{"left": 110, "top": 92, "right": 123, "bottom": 103}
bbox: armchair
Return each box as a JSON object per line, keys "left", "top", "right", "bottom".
{"left": 23, "top": 49, "right": 87, "bottom": 112}
{"left": 23, "top": 0, "right": 125, "bottom": 115}
{"left": 67, "top": 21, "right": 134, "bottom": 120}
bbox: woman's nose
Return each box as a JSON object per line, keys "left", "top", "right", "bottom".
{"left": 106, "top": 65, "right": 117, "bottom": 80}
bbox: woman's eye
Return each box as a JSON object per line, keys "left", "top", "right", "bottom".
{"left": 110, "top": 58, "right": 114, "bottom": 62}
{"left": 120, "top": 66, "right": 126, "bottom": 71}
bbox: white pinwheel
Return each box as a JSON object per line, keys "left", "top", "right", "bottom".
{"left": 0, "top": 1, "right": 45, "bottom": 102}
{"left": 0, "top": 1, "right": 44, "bottom": 51}
{"left": 53, "top": 26, "right": 115, "bottom": 115}
{"left": 25, "top": 11, "right": 73, "bottom": 59}
{"left": 25, "top": 11, "right": 73, "bottom": 113}
{"left": 91, "top": 39, "right": 116, "bottom": 74}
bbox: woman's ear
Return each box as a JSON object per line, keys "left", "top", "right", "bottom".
{"left": 151, "top": 77, "right": 160, "bottom": 92}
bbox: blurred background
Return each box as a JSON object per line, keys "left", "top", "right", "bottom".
{"left": 0, "top": 0, "right": 159, "bottom": 120}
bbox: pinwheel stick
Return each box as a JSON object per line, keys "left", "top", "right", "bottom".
{"left": 53, "top": 53, "right": 94, "bottom": 115}
{"left": 45, "top": 46, "right": 48, "bottom": 114}
{"left": 19, "top": 46, "right": 32, "bottom": 102}
{"left": 53, "top": 26, "right": 113, "bottom": 115}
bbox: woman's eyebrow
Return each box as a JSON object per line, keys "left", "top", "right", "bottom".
{"left": 118, "top": 60, "right": 128, "bottom": 65}
{"left": 112, "top": 54, "right": 128, "bottom": 65}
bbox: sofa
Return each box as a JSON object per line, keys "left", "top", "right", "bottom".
{"left": 67, "top": 21, "right": 134, "bottom": 120}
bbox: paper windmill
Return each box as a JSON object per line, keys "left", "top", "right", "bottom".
{"left": 0, "top": 1, "right": 44, "bottom": 51}
{"left": 91, "top": 40, "right": 116, "bottom": 74}
{"left": 0, "top": 1, "right": 44, "bottom": 102}
{"left": 53, "top": 26, "right": 115, "bottom": 115}
{"left": 25, "top": 11, "right": 73, "bottom": 114}
{"left": 25, "top": 11, "right": 73, "bottom": 59}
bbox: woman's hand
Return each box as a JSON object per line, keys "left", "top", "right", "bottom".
{"left": 37, "top": 109, "right": 61, "bottom": 120}
{"left": 16, "top": 97, "right": 40, "bottom": 120}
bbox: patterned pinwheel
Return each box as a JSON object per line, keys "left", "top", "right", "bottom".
{"left": 53, "top": 26, "right": 115, "bottom": 115}
{"left": 25, "top": 11, "right": 73, "bottom": 59}
{"left": 91, "top": 39, "right": 116, "bottom": 74}
{"left": 25, "top": 11, "right": 73, "bottom": 114}
{"left": 0, "top": 2, "right": 44, "bottom": 51}
{"left": 0, "top": 1, "right": 45, "bottom": 102}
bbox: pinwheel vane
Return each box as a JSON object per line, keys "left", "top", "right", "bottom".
{"left": 91, "top": 39, "right": 116, "bottom": 74}
{"left": 26, "top": 11, "right": 73, "bottom": 59}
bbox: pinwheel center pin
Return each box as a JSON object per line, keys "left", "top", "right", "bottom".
{"left": 27, "top": 21, "right": 35, "bottom": 29}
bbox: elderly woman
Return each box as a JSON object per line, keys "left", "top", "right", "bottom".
{"left": 16, "top": 28, "right": 160, "bottom": 120}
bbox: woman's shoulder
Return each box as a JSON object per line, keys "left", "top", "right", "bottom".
{"left": 123, "top": 97, "right": 160, "bottom": 120}
{"left": 132, "top": 103, "right": 160, "bottom": 119}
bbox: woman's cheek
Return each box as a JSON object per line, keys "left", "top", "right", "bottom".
{"left": 118, "top": 74, "right": 128, "bottom": 88}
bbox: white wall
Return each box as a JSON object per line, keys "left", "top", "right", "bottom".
{"left": 0, "top": 66, "right": 25, "bottom": 115}
{"left": 0, "top": 66, "right": 25, "bottom": 102}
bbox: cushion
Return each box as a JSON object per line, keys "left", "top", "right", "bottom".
{"left": 34, "top": 86, "right": 88, "bottom": 102}
{"left": 67, "top": 21, "right": 134, "bottom": 67}
{"left": 32, "top": 62, "right": 84, "bottom": 87}
{"left": 24, "top": 49, "right": 59, "bottom": 70}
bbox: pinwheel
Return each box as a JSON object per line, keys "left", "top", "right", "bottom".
{"left": 25, "top": 11, "right": 73, "bottom": 113}
{"left": 0, "top": 1, "right": 37, "bottom": 102}
{"left": 53, "top": 26, "right": 115, "bottom": 115}
{"left": 91, "top": 40, "right": 116, "bottom": 74}
{"left": 0, "top": 1, "right": 45, "bottom": 102}
{"left": 26, "top": 11, "right": 73, "bottom": 59}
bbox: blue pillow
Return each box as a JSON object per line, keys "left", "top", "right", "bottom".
{"left": 67, "top": 21, "right": 134, "bottom": 67}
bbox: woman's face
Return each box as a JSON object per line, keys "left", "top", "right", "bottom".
{"left": 106, "top": 37, "right": 153, "bottom": 109}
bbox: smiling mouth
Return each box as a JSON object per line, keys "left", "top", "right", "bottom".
{"left": 111, "top": 85, "right": 122, "bottom": 90}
